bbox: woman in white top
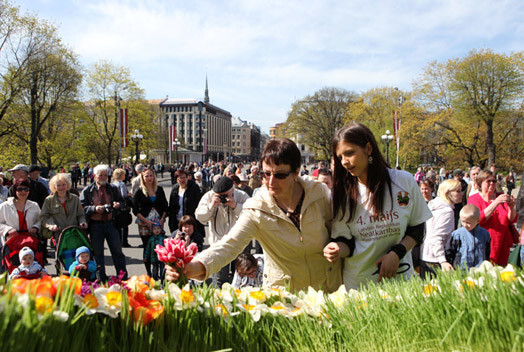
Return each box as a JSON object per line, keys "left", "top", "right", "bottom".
{"left": 420, "top": 179, "right": 463, "bottom": 277}
{"left": 324, "top": 123, "right": 432, "bottom": 290}
{"left": 0, "top": 179, "right": 40, "bottom": 245}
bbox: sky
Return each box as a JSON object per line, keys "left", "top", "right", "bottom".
{"left": 14, "top": 0, "right": 524, "bottom": 133}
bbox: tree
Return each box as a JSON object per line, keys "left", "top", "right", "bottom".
{"left": 414, "top": 49, "right": 524, "bottom": 167}
{"left": 83, "top": 60, "right": 145, "bottom": 165}
{"left": 285, "top": 87, "right": 358, "bottom": 161}
{"left": 346, "top": 87, "right": 413, "bottom": 166}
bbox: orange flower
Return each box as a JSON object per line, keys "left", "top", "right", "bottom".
{"left": 129, "top": 291, "right": 164, "bottom": 326}
{"left": 83, "top": 293, "right": 99, "bottom": 309}
{"left": 53, "top": 276, "right": 82, "bottom": 296}
{"left": 35, "top": 296, "right": 54, "bottom": 315}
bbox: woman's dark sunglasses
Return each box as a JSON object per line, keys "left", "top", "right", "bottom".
{"left": 485, "top": 179, "right": 497, "bottom": 184}
{"left": 16, "top": 187, "right": 30, "bottom": 192}
{"left": 261, "top": 171, "right": 291, "bottom": 180}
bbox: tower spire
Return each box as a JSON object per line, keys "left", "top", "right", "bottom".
{"left": 204, "top": 75, "right": 210, "bottom": 104}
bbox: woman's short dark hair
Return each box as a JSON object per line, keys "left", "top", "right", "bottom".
{"left": 13, "top": 179, "right": 30, "bottom": 199}
{"left": 260, "top": 138, "right": 301, "bottom": 172}
{"left": 332, "top": 123, "right": 392, "bottom": 222}
{"left": 178, "top": 215, "right": 197, "bottom": 231}
{"left": 175, "top": 169, "right": 188, "bottom": 178}
{"left": 476, "top": 170, "right": 494, "bottom": 189}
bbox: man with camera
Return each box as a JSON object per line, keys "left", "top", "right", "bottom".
{"left": 80, "top": 164, "right": 128, "bottom": 281}
{"left": 195, "top": 176, "right": 250, "bottom": 287}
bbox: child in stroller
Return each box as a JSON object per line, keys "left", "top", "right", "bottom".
{"left": 9, "top": 246, "right": 48, "bottom": 280}
{"left": 68, "top": 246, "right": 96, "bottom": 281}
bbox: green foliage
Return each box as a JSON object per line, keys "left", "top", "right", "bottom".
{"left": 286, "top": 87, "right": 358, "bottom": 161}
{"left": 412, "top": 49, "right": 524, "bottom": 169}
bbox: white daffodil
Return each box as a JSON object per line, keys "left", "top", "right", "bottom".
{"left": 327, "top": 285, "right": 348, "bottom": 309}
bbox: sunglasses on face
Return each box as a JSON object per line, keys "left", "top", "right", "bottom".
{"left": 261, "top": 171, "right": 292, "bottom": 180}
{"left": 16, "top": 187, "right": 29, "bottom": 192}
{"left": 485, "top": 179, "right": 497, "bottom": 184}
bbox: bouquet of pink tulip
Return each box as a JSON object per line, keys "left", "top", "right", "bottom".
{"left": 154, "top": 238, "right": 198, "bottom": 286}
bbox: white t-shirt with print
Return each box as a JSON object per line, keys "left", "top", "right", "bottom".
{"left": 332, "top": 169, "right": 432, "bottom": 290}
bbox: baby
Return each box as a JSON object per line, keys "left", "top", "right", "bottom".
{"left": 69, "top": 246, "right": 97, "bottom": 281}
{"left": 449, "top": 204, "right": 491, "bottom": 269}
{"left": 9, "top": 247, "right": 48, "bottom": 280}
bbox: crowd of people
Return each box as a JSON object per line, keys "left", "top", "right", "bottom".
{"left": 0, "top": 122, "right": 523, "bottom": 294}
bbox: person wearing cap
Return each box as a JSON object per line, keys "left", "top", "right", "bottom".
{"left": 192, "top": 175, "right": 250, "bottom": 287}
{"left": 68, "top": 246, "right": 96, "bottom": 281}
{"left": 28, "top": 165, "right": 50, "bottom": 194}
{"left": 0, "top": 179, "right": 41, "bottom": 246}
{"left": 9, "top": 246, "right": 48, "bottom": 280}
{"left": 167, "top": 138, "right": 342, "bottom": 293}
{"left": 7, "top": 164, "right": 49, "bottom": 208}
{"left": 232, "top": 174, "right": 253, "bottom": 197}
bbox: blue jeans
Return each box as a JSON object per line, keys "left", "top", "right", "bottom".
{"left": 520, "top": 245, "right": 524, "bottom": 265}
{"left": 89, "top": 221, "right": 127, "bottom": 281}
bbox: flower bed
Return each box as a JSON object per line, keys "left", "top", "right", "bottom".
{"left": 1, "top": 261, "right": 523, "bottom": 352}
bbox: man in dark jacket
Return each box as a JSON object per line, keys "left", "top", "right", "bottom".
{"left": 80, "top": 164, "right": 127, "bottom": 281}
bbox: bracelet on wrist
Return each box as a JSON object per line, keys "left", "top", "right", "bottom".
{"left": 331, "top": 236, "right": 355, "bottom": 256}
{"left": 388, "top": 243, "right": 407, "bottom": 260}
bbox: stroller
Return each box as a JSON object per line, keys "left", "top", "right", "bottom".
{"left": 1, "top": 231, "right": 45, "bottom": 275}
{"left": 55, "top": 226, "right": 95, "bottom": 280}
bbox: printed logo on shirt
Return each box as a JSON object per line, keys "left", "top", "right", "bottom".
{"left": 397, "top": 192, "right": 410, "bottom": 207}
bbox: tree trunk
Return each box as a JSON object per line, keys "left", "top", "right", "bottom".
{"left": 485, "top": 119, "right": 496, "bottom": 167}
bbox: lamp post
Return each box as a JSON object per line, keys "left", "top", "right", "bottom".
{"left": 381, "top": 130, "right": 394, "bottom": 164}
{"left": 130, "top": 129, "right": 143, "bottom": 165}
{"left": 173, "top": 138, "right": 181, "bottom": 166}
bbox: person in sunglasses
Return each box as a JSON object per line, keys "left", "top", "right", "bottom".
{"left": 467, "top": 170, "right": 517, "bottom": 266}
{"left": 167, "top": 138, "right": 342, "bottom": 293}
{"left": 324, "top": 123, "right": 432, "bottom": 290}
{"left": 0, "top": 179, "right": 41, "bottom": 246}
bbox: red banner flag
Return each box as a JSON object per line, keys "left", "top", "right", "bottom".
{"left": 120, "top": 108, "right": 128, "bottom": 148}
{"left": 170, "top": 125, "right": 176, "bottom": 151}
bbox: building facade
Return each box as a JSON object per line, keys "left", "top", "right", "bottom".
{"left": 159, "top": 98, "right": 232, "bottom": 163}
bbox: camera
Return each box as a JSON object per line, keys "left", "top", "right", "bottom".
{"left": 104, "top": 204, "right": 113, "bottom": 213}
{"left": 219, "top": 195, "right": 228, "bottom": 204}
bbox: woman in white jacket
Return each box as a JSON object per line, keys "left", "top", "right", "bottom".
{"left": 0, "top": 179, "right": 41, "bottom": 245}
{"left": 420, "top": 179, "right": 463, "bottom": 277}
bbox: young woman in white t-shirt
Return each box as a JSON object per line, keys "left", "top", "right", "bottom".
{"left": 324, "top": 123, "right": 432, "bottom": 290}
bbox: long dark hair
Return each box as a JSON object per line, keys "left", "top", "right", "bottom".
{"left": 332, "top": 123, "right": 392, "bottom": 222}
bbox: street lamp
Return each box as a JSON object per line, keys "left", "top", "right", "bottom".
{"left": 173, "top": 138, "right": 181, "bottom": 166}
{"left": 130, "top": 129, "right": 143, "bottom": 165}
{"left": 381, "top": 130, "right": 394, "bottom": 164}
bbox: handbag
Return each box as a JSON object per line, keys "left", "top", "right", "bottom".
{"left": 136, "top": 208, "right": 160, "bottom": 237}
{"left": 509, "top": 223, "right": 520, "bottom": 244}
